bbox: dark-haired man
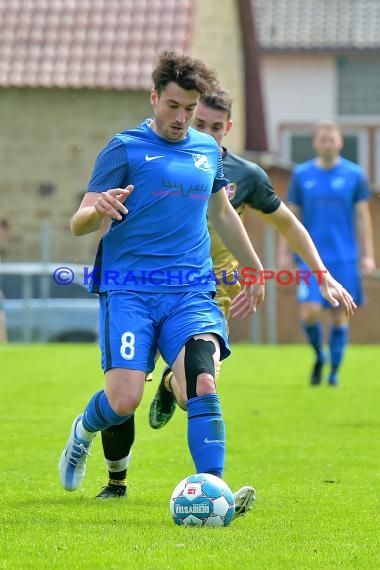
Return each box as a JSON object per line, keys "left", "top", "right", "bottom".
{"left": 59, "top": 51, "right": 268, "bottom": 512}
{"left": 95, "top": 86, "right": 356, "bottom": 517}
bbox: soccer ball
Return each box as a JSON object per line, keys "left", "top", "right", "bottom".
{"left": 170, "top": 473, "right": 235, "bottom": 527}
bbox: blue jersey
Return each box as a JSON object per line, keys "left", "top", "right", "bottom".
{"left": 87, "top": 120, "right": 228, "bottom": 293}
{"left": 287, "top": 157, "right": 370, "bottom": 263}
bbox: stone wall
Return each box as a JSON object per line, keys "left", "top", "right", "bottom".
{"left": 0, "top": 88, "right": 151, "bottom": 263}
{"left": 192, "top": 0, "right": 245, "bottom": 153}
{"left": 0, "top": 2, "right": 248, "bottom": 263}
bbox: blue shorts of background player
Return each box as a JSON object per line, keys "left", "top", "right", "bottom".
{"left": 296, "top": 261, "right": 364, "bottom": 308}
{"left": 99, "top": 290, "right": 230, "bottom": 372}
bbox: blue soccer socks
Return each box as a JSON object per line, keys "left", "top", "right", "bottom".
{"left": 328, "top": 325, "right": 349, "bottom": 385}
{"left": 59, "top": 391, "right": 133, "bottom": 492}
{"left": 82, "top": 390, "right": 132, "bottom": 432}
{"left": 302, "top": 322, "right": 325, "bottom": 385}
{"left": 303, "top": 321, "right": 324, "bottom": 356}
{"left": 302, "top": 322, "right": 349, "bottom": 386}
{"left": 187, "top": 393, "right": 225, "bottom": 478}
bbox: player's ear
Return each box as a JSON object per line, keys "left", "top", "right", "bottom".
{"left": 150, "top": 88, "right": 158, "bottom": 107}
{"left": 225, "top": 119, "right": 234, "bottom": 136}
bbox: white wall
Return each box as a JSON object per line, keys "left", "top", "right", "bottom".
{"left": 260, "top": 53, "right": 336, "bottom": 153}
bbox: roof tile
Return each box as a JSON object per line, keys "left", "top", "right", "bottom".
{"left": 254, "top": 0, "right": 380, "bottom": 50}
{"left": 0, "top": 0, "right": 195, "bottom": 89}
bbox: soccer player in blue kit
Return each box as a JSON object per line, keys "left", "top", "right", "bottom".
{"left": 93, "top": 88, "right": 357, "bottom": 509}
{"left": 59, "top": 51, "right": 270, "bottom": 515}
{"left": 282, "top": 120, "right": 375, "bottom": 386}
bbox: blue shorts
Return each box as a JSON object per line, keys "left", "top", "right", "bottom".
{"left": 296, "top": 261, "right": 364, "bottom": 308}
{"left": 99, "top": 290, "right": 230, "bottom": 372}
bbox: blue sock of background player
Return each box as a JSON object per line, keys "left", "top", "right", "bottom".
{"left": 302, "top": 322, "right": 325, "bottom": 385}
{"left": 328, "top": 325, "right": 349, "bottom": 385}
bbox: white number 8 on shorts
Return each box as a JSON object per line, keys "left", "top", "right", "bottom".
{"left": 120, "top": 331, "right": 136, "bottom": 360}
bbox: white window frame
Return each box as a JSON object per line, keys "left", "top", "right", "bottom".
{"left": 375, "top": 128, "right": 380, "bottom": 188}
{"left": 280, "top": 126, "right": 369, "bottom": 174}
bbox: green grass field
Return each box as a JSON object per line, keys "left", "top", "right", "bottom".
{"left": 0, "top": 344, "right": 379, "bottom": 570}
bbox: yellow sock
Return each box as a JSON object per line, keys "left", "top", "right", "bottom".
{"left": 109, "top": 478, "right": 127, "bottom": 487}
{"left": 164, "top": 370, "right": 174, "bottom": 392}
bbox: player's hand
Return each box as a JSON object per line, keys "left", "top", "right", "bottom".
{"left": 94, "top": 185, "right": 134, "bottom": 220}
{"left": 230, "top": 283, "right": 265, "bottom": 319}
{"left": 319, "top": 273, "right": 357, "bottom": 316}
{"left": 360, "top": 256, "right": 376, "bottom": 276}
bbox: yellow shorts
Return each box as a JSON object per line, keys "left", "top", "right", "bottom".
{"left": 216, "top": 280, "right": 242, "bottom": 321}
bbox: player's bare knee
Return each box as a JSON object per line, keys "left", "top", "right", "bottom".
{"left": 184, "top": 337, "right": 216, "bottom": 400}
{"left": 196, "top": 372, "right": 216, "bottom": 395}
{"left": 301, "top": 304, "right": 321, "bottom": 323}
{"left": 331, "top": 309, "right": 349, "bottom": 327}
{"left": 109, "top": 394, "right": 141, "bottom": 416}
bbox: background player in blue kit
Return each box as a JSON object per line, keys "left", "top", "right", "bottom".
{"left": 95, "top": 88, "right": 357, "bottom": 507}
{"left": 281, "top": 120, "right": 375, "bottom": 386}
{"left": 59, "top": 51, "right": 270, "bottom": 517}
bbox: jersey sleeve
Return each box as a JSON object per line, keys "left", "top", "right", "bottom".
{"left": 87, "top": 137, "right": 129, "bottom": 193}
{"left": 286, "top": 171, "right": 302, "bottom": 207}
{"left": 212, "top": 151, "right": 229, "bottom": 193}
{"left": 247, "top": 164, "right": 281, "bottom": 213}
{"left": 354, "top": 168, "right": 371, "bottom": 203}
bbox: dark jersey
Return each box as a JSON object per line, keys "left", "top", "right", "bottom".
{"left": 209, "top": 149, "right": 281, "bottom": 278}
{"left": 224, "top": 150, "right": 281, "bottom": 215}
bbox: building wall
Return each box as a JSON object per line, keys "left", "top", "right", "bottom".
{"left": 0, "top": 88, "right": 151, "bottom": 263}
{"left": 260, "top": 53, "right": 336, "bottom": 153}
{"left": 192, "top": 0, "right": 245, "bottom": 153}
{"left": 0, "top": 0, "right": 247, "bottom": 264}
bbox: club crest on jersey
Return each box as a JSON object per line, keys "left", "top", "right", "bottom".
{"left": 225, "top": 183, "right": 237, "bottom": 200}
{"left": 192, "top": 154, "right": 211, "bottom": 171}
{"left": 331, "top": 177, "right": 345, "bottom": 190}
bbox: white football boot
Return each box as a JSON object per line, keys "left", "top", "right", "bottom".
{"left": 59, "top": 415, "right": 94, "bottom": 491}
{"left": 232, "top": 486, "right": 256, "bottom": 520}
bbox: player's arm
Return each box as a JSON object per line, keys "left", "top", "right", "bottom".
{"left": 276, "top": 169, "right": 303, "bottom": 268}
{"left": 70, "top": 187, "right": 133, "bottom": 236}
{"left": 71, "top": 137, "right": 134, "bottom": 236}
{"left": 92, "top": 217, "right": 113, "bottom": 253}
{"left": 208, "top": 188, "right": 264, "bottom": 316}
{"left": 276, "top": 203, "right": 300, "bottom": 268}
{"left": 208, "top": 188, "right": 264, "bottom": 272}
{"left": 355, "top": 200, "right": 376, "bottom": 274}
{"left": 259, "top": 202, "right": 327, "bottom": 273}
